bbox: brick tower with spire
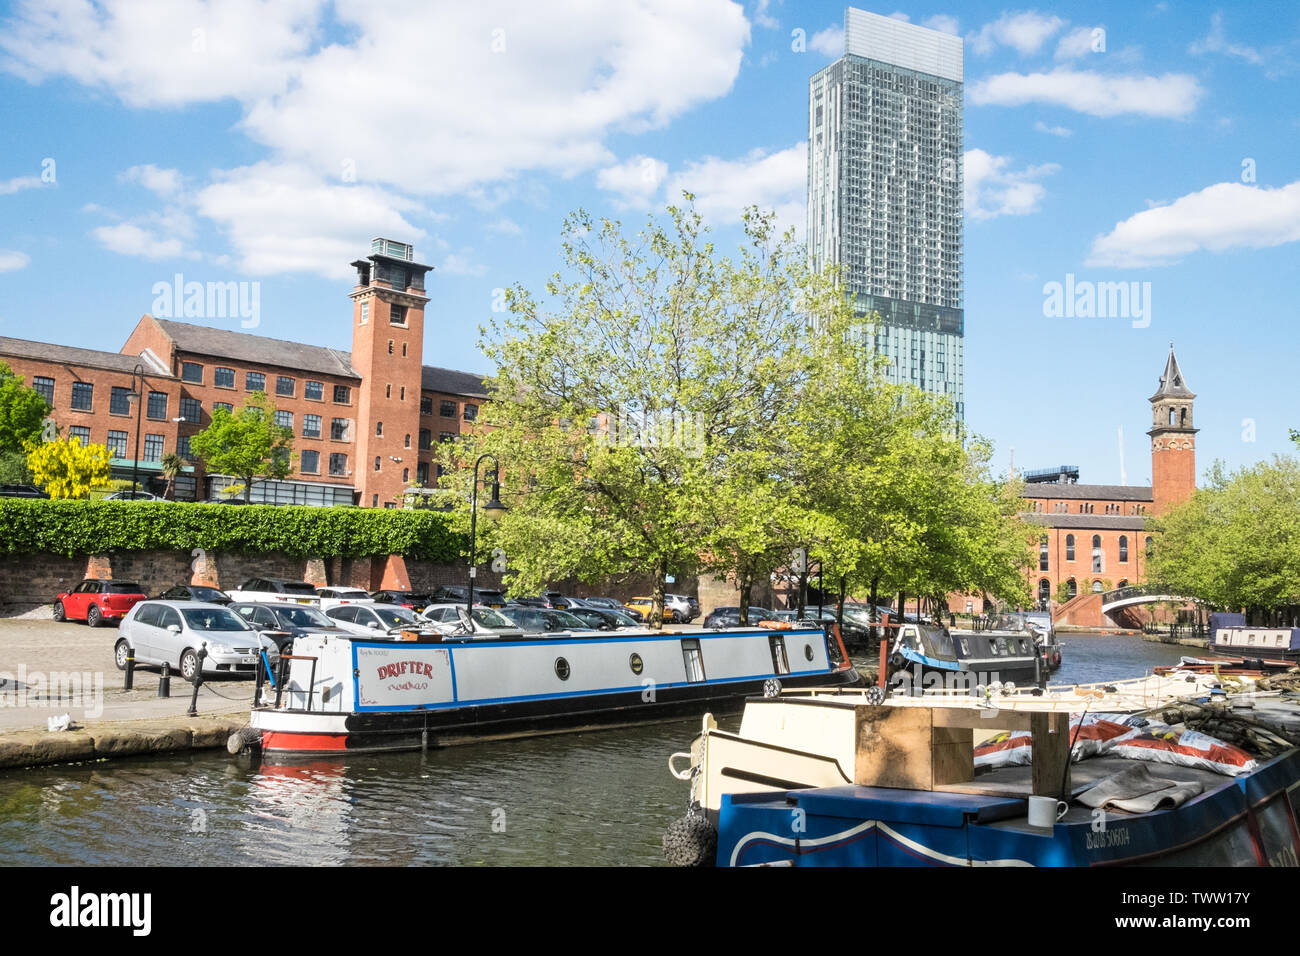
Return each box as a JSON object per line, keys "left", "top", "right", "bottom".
{"left": 1148, "top": 344, "right": 1197, "bottom": 515}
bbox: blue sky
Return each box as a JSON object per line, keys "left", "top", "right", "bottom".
{"left": 1, "top": 1, "right": 1297, "bottom": 488}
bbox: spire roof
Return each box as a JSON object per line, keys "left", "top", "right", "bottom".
{"left": 1150, "top": 343, "right": 1194, "bottom": 402}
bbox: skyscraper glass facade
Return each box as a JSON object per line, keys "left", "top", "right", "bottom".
{"left": 808, "top": 8, "right": 964, "bottom": 417}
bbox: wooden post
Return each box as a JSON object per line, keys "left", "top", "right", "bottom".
{"left": 1030, "top": 711, "right": 1071, "bottom": 798}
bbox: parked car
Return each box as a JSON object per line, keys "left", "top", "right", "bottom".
{"left": 419, "top": 604, "right": 524, "bottom": 639}
{"left": 665, "top": 593, "right": 700, "bottom": 623}
{"left": 496, "top": 607, "right": 597, "bottom": 634}
{"left": 370, "top": 590, "right": 437, "bottom": 612}
{"left": 624, "top": 596, "right": 684, "bottom": 623}
{"left": 155, "top": 584, "right": 231, "bottom": 605}
{"left": 54, "top": 579, "right": 148, "bottom": 627}
{"left": 427, "top": 585, "right": 509, "bottom": 607}
{"left": 323, "top": 603, "right": 433, "bottom": 637}
{"left": 564, "top": 606, "right": 641, "bottom": 631}
{"left": 229, "top": 602, "right": 348, "bottom": 651}
{"left": 224, "top": 578, "right": 321, "bottom": 605}
{"left": 103, "top": 490, "right": 163, "bottom": 501}
{"left": 114, "top": 601, "right": 281, "bottom": 680}
{"left": 315, "top": 586, "right": 376, "bottom": 610}
{"left": 0, "top": 483, "right": 49, "bottom": 499}
{"left": 703, "top": 606, "right": 776, "bottom": 629}
{"left": 582, "top": 597, "right": 626, "bottom": 611}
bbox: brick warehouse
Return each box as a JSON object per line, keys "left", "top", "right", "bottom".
{"left": 1019, "top": 346, "right": 1197, "bottom": 620}
{"left": 0, "top": 238, "right": 488, "bottom": 507}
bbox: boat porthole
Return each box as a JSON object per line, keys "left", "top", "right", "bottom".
{"left": 555, "top": 657, "right": 570, "bottom": 681}
{"left": 629, "top": 653, "right": 643, "bottom": 675}
{"left": 804, "top": 644, "right": 814, "bottom": 661}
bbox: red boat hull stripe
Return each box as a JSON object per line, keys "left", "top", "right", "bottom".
{"left": 261, "top": 731, "right": 347, "bottom": 752}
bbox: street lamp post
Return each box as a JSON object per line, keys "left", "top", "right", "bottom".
{"left": 128, "top": 363, "right": 145, "bottom": 497}
{"left": 466, "top": 453, "right": 505, "bottom": 619}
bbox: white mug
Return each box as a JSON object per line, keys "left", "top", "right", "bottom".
{"left": 1027, "top": 795, "right": 1069, "bottom": 828}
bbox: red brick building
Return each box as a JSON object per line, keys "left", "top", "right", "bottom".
{"left": 1022, "top": 346, "right": 1196, "bottom": 608}
{"left": 0, "top": 238, "right": 488, "bottom": 506}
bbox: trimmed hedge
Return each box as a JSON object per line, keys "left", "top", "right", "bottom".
{"left": 0, "top": 499, "right": 465, "bottom": 561}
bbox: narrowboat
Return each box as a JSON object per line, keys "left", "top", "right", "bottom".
{"left": 663, "top": 676, "right": 1300, "bottom": 867}
{"left": 1211, "top": 626, "right": 1300, "bottom": 660}
{"left": 889, "top": 622, "right": 1045, "bottom": 693}
{"left": 246, "top": 623, "right": 862, "bottom": 756}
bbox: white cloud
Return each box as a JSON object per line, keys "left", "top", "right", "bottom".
{"left": 969, "top": 69, "right": 1202, "bottom": 118}
{"left": 193, "top": 163, "right": 428, "bottom": 277}
{"left": 486, "top": 218, "right": 523, "bottom": 236}
{"left": 666, "top": 143, "right": 807, "bottom": 236}
{"left": 969, "top": 11, "right": 1065, "bottom": 56}
{"left": 3, "top": 1, "right": 750, "bottom": 199}
{"left": 809, "top": 25, "right": 843, "bottom": 57}
{"left": 0, "top": 251, "right": 31, "bottom": 272}
{"left": 753, "top": 0, "right": 778, "bottom": 30}
{"left": 440, "top": 253, "right": 487, "bottom": 277}
{"left": 1188, "top": 11, "right": 1262, "bottom": 65}
{"left": 596, "top": 155, "right": 668, "bottom": 209}
{"left": 922, "top": 15, "right": 960, "bottom": 36}
{"left": 1087, "top": 180, "right": 1300, "bottom": 268}
{"left": 89, "top": 223, "right": 195, "bottom": 260}
{"left": 964, "top": 149, "right": 1059, "bottom": 220}
{"left": 0, "top": 175, "right": 44, "bottom": 195}
{"left": 121, "top": 164, "right": 183, "bottom": 197}
{"left": 1033, "top": 120, "right": 1072, "bottom": 137}
{"left": 0, "top": 0, "right": 323, "bottom": 107}
{"left": 1055, "top": 25, "right": 1104, "bottom": 61}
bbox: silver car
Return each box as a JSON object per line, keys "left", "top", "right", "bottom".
{"left": 115, "top": 600, "right": 280, "bottom": 681}
{"left": 323, "top": 603, "right": 434, "bottom": 638}
{"left": 419, "top": 603, "right": 524, "bottom": 639}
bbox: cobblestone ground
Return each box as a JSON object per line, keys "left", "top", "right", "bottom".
{"left": 0, "top": 618, "right": 252, "bottom": 732}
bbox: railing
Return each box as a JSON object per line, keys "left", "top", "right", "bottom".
{"left": 1101, "top": 585, "right": 1158, "bottom": 605}
{"left": 272, "top": 654, "right": 319, "bottom": 712}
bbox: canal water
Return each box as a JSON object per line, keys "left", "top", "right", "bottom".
{"left": 0, "top": 634, "right": 1192, "bottom": 866}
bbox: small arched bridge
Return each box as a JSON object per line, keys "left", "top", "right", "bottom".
{"left": 1101, "top": 585, "right": 1199, "bottom": 616}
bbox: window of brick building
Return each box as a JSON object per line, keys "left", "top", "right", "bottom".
{"left": 440, "top": 431, "right": 454, "bottom": 443}
{"left": 334, "top": 385, "right": 351, "bottom": 404}
{"left": 419, "top": 429, "right": 431, "bottom": 450}
{"left": 305, "top": 380, "right": 324, "bottom": 401}
{"left": 179, "top": 397, "right": 202, "bottom": 423}
{"left": 246, "top": 372, "right": 265, "bottom": 391}
{"left": 275, "top": 410, "right": 292, "bottom": 429}
{"left": 1065, "top": 535, "right": 1075, "bottom": 561}
{"left": 329, "top": 453, "right": 348, "bottom": 476}
{"left": 143, "top": 434, "right": 164, "bottom": 460}
{"left": 215, "top": 367, "right": 235, "bottom": 388}
{"left": 71, "top": 382, "right": 93, "bottom": 411}
{"left": 440, "top": 400, "right": 456, "bottom": 417}
{"left": 69, "top": 425, "right": 91, "bottom": 445}
{"left": 421, "top": 396, "right": 432, "bottom": 415}
{"left": 276, "top": 376, "right": 295, "bottom": 397}
{"left": 33, "top": 376, "right": 54, "bottom": 404}
{"left": 1038, "top": 537, "right": 1048, "bottom": 572}
{"left": 374, "top": 456, "right": 381, "bottom": 472}
{"left": 181, "top": 362, "right": 203, "bottom": 383}
{"left": 106, "top": 430, "right": 127, "bottom": 457}
{"left": 1091, "top": 535, "right": 1103, "bottom": 573}
{"left": 146, "top": 391, "right": 167, "bottom": 420}
{"left": 301, "top": 450, "right": 320, "bottom": 474}
{"left": 463, "top": 403, "right": 478, "bottom": 421}
{"left": 331, "top": 418, "right": 349, "bottom": 441}
{"left": 110, "top": 386, "right": 132, "bottom": 416}
{"left": 376, "top": 421, "right": 383, "bottom": 437}
{"left": 303, "top": 414, "right": 322, "bottom": 439}
{"left": 214, "top": 402, "right": 233, "bottom": 414}
{"left": 177, "top": 435, "right": 192, "bottom": 460}
{"left": 1119, "top": 536, "right": 1128, "bottom": 563}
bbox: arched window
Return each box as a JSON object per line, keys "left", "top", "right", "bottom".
{"left": 1038, "top": 579, "right": 1051, "bottom": 606}
{"left": 1117, "top": 578, "right": 1128, "bottom": 588}
{"left": 1039, "top": 536, "right": 1049, "bottom": 571}
{"left": 1145, "top": 535, "right": 1154, "bottom": 556}
{"left": 1091, "top": 579, "right": 1104, "bottom": 593}
{"left": 1067, "top": 578, "right": 1077, "bottom": 599}
{"left": 376, "top": 421, "right": 383, "bottom": 437}
{"left": 402, "top": 467, "right": 409, "bottom": 482}
{"left": 404, "top": 434, "right": 411, "bottom": 448}
{"left": 1091, "top": 534, "right": 1103, "bottom": 573}
{"left": 1065, "top": 534, "right": 1075, "bottom": 561}
{"left": 1119, "top": 535, "right": 1128, "bottom": 563}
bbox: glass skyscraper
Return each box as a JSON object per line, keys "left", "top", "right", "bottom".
{"left": 808, "top": 8, "right": 965, "bottom": 417}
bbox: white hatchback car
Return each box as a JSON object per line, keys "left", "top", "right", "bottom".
{"left": 315, "top": 586, "right": 376, "bottom": 611}
{"left": 323, "top": 603, "right": 434, "bottom": 638}
{"left": 419, "top": 603, "right": 524, "bottom": 639}
{"left": 115, "top": 600, "right": 281, "bottom": 681}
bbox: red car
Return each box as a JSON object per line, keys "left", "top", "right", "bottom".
{"left": 53, "top": 579, "right": 148, "bottom": 627}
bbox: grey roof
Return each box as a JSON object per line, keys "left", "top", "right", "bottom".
{"left": 1023, "top": 514, "right": 1151, "bottom": 531}
{"left": 153, "top": 319, "right": 359, "bottom": 379}
{"left": 1021, "top": 483, "right": 1153, "bottom": 502}
{"left": 0, "top": 336, "right": 172, "bottom": 377}
{"left": 1151, "top": 345, "right": 1194, "bottom": 401}
{"left": 422, "top": 365, "right": 489, "bottom": 398}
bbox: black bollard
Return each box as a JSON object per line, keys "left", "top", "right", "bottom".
{"left": 158, "top": 662, "right": 171, "bottom": 698}
{"left": 124, "top": 651, "right": 135, "bottom": 691}
{"left": 187, "top": 646, "right": 207, "bottom": 717}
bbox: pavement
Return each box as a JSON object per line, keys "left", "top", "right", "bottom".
{"left": 0, "top": 617, "right": 257, "bottom": 733}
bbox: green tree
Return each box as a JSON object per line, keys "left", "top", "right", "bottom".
{"left": 27, "top": 436, "right": 112, "bottom": 499}
{"left": 189, "top": 392, "right": 293, "bottom": 504}
{"left": 159, "top": 452, "right": 185, "bottom": 499}
{"left": 0, "top": 362, "right": 52, "bottom": 455}
{"left": 1148, "top": 456, "right": 1300, "bottom": 614}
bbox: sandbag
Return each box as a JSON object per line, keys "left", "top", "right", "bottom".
{"left": 974, "top": 713, "right": 1145, "bottom": 769}
{"left": 1107, "top": 723, "right": 1258, "bottom": 777}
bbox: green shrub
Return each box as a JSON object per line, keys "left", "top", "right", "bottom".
{"left": 0, "top": 499, "right": 464, "bottom": 560}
